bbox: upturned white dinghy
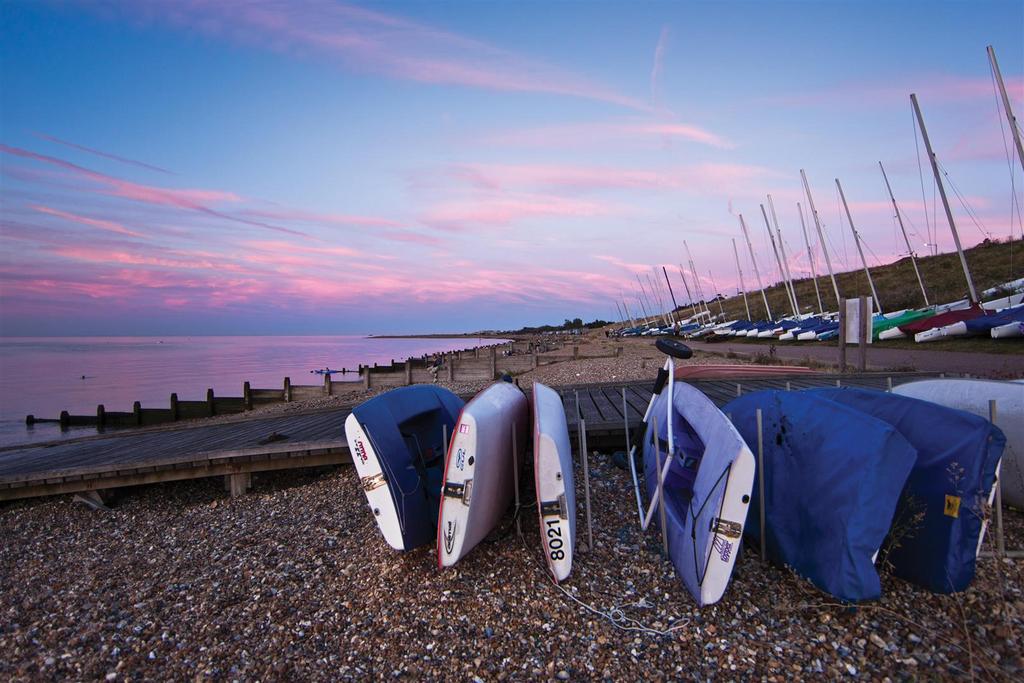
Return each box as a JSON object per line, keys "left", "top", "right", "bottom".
{"left": 893, "top": 379, "right": 1024, "bottom": 509}
{"left": 632, "top": 338, "right": 756, "bottom": 606}
{"left": 533, "top": 382, "right": 576, "bottom": 582}
{"left": 437, "top": 381, "right": 529, "bottom": 567}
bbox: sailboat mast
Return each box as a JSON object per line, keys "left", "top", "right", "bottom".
{"left": 683, "top": 240, "right": 711, "bottom": 318}
{"left": 707, "top": 269, "right": 726, "bottom": 317}
{"left": 732, "top": 237, "right": 752, "bottom": 320}
{"left": 836, "top": 178, "right": 883, "bottom": 314}
{"left": 636, "top": 275, "right": 656, "bottom": 326}
{"left": 676, "top": 265, "right": 699, "bottom": 317}
{"left": 797, "top": 202, "right": 824, "bottom": 314}
{"left": 768, "top": 194, "right": 801, "bottom": 315}
{"left": 621, "top": 297, "right": 637, "bottom": 328}
{"left": 646, "top": 272, "right": 670, "bottom": 326}
{"left": 989, "top": 45, "right": 1024, "bottom": 173}
{"left": 910, "top": 93, "right": 979, "bottom": 304}
{"left": 879, "top": 161, "right": 929, "bottom": 307}
{"left": 739, "top": 214, "right": 773, "bottom": 320}
{"left": 662, "top": 266, "right": 680, "bottom": 318}
{"left": 800, "top": 169, "right": 842, "bottom": 309}
{"left": 760, "top": 203, "right": 798, "bottom": 317}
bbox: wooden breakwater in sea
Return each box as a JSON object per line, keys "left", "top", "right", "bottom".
{"left": 27, "top": 338, "right": 622, "bottom": 431}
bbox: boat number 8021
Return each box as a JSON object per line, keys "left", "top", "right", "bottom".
{"left": 545, "top": 519, "right": 564, "bottom": 560}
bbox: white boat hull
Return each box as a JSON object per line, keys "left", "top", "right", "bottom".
{"left": 344, "top": 413, "right": 404, "bottom": 550}
{"left": 533, "top": 383, "right": 576, "bottom": 582}
{"left": 437, "top": 382, "right": 528, "bottom": 567}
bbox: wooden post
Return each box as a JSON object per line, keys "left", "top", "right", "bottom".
{"left": 228, "top": 472, "right": 251, "bottom": 498}
{"left": 489, "top": 346, "right": 497, "bottom": 379}
{"left": 838, "top": 298, "right": 847, "bottom": 373}
{"left": 284, "top": 377, "right": 292, "bottom": 402}
{"left": 405, "top": 360, "right": 412, "bottom": 386}
{"left": 447, "top": 353, "right": 454, "bottom": 382}
{"left": 206, "top": 389, "right": 215, "bottom": 417}
{"left": 96, "top": 404, "right": 105, "bottom": 428}
{"left": 133, "top": 401, "right": 142, "bottom": 426}
{"left": 362, "top": 368, "right": 371, "bottom": 390}
{"left": 475, "top": 347, "right": 480, "bottom": 358}
{"left": 324, "top": 372, "right": 333, "bottom": 396}
{"left": 736, "top": 383, "right": 742, "bottom": 397}
{"left": 243, "top": 382, "right": 252, "bottom": 410}
{"left": 170, "top": 393, "right": 179, "bottom": 420}
{"left": 886, "top": 377, "right": 893, "bottom": 392}
{"left": 857, "top": 295, "right": 869, "bottom": 372}
{"left": 991, "top": 400, "right": 1005, "bottom": 558}
{"left": 532, "top": 350, "right": 538, "bottom": 369}
{"left": 573, "top": 344, "right": 579, "bottom": 360}
{"left": 616, "top": 346, "right": 623, "bottom": 357}
{"left": 756, "top": 408, "right": 766, "bottom": 561}
{"left": 60, "top": 411, "right": 69, "bottom": 430}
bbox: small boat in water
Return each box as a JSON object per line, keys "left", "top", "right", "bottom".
{"left": 344, "top": 385, "right": 464, "bottom": 551}
{"left": 533, "top": 382, "right": 575, "bottom": 582}
{"left": 437, "top": 381, "right": 528, "bottom": 567}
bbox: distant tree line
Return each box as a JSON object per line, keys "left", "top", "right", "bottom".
{"left": 500, "top": 318, "right": 610, "bottom": 334}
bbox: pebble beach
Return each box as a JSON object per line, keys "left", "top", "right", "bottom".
{"left": 1, "top": 335, "right": 1021, "bottom": 681}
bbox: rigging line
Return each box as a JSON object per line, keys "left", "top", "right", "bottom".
{"left": 937, "top": 160, "right": 994, "bottom": 240}
{"left": 990, "top": 63, "right": 1024, "bottom": 246}
{"left": 912, "top": 101, "right": 934, "bottom": 254}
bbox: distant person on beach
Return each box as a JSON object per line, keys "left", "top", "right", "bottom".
{"left": 428, "top": 355, "right": 442, "bottom": 382}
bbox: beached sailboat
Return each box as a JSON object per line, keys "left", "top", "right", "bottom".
{"left": 635, "top": 339, "right": 755, "bottom": 606}
{"left": 437, "top": 381, "right": 528, "bottom": 567}
{"left": 533, "top": 382, "right": 576, "bottom": 582}
{"left": 345, "top": 386, "right": 464, "bottom": 551}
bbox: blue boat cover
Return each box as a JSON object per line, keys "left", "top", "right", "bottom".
{"left": 807, "top": 388, "right": 1005, "bottom": 593}
{"left": 963, "top": 305, "right": 1024, "bottom": 335}
{"left": 724, "top": 391, "right": 917, "bottom": 601}
{"left": 351, "top": 385, "right": 464, "bottom": 550}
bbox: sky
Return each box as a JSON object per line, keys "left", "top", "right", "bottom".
{"left": 1, "top": 0, "right": 1022, "bottom": 336}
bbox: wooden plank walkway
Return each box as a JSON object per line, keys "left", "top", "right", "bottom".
{"left": 0, "top": 372, "right": 940, "bottom": 501}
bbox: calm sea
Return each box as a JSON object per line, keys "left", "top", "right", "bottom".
{"left": 0, "top": 336, "right": 506, "bottom": 448}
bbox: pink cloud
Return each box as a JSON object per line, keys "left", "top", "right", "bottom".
{"left": 108, "top": 0, "right": 647, "bottom": 111}
{"left": 762, "top": 73, "right": 1024, "bottom": 110}
{"left": 30, "top": 204, "right": 145, "bottom": 238}
{"left": 441, "top": 162, "right": 780, "bottom": 196}
{"left": 237, "top": 208, "right": 402, "bottom": 228}
{"left": 482, "top": 119, "right": 734, "bottom": 150}
{"left": 0, "top": 144, "right": 307, "bottom": 237}
{"left": 420, "top": 192, "right": 614, "bottom": 231}
{"left": 650, "top": 26, "right": 670, "bottom": 106}
{"left": 33, "top": 133, "right": 173, "bottom": 174}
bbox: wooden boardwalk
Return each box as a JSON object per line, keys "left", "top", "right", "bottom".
{"left": 0, "top": 372, "right": 938, "bottom": 502}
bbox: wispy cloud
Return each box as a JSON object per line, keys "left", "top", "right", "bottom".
{"left": 0, "top": 144, "right": 307, "bottom": 237}
{"left": 650, "top": 26, "right": 670, "bottom": 107}
{"left": 481, "top": 119, "right": 734, "bottom": 150}
{"left": 108, "top": 0, "right": 647, "bottom": 110}
{"left": 419, "top": 191, "right": 614, "bottom": 231}
{"left": 30, "top": 204, "right": 145, "bottom": 238}
{"left": 33, "top": 133, "right": 173, "bottom": 174}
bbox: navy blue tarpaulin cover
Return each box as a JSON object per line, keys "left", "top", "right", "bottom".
{"left": 963, "top": 305, "right": 1024, "bottom": 335}
{"left": 724, "top": 391, "right": 917, "bottom": 601}
{"left": 808, "top": 388, "right": 1005, "bottom": 593}
{"left": 351, "top": 385, "right": 464, "bottom": 550}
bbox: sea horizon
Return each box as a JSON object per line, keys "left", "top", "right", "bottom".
{"left": 0, "top": 335, "right": 508, "bottom": 448}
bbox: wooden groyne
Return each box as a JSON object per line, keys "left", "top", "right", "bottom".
{"left": 1, "top": 372, "right": 942, "bottom": 503}
{"left": 25, "top": 338, "right": 619, "bottom": 431}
